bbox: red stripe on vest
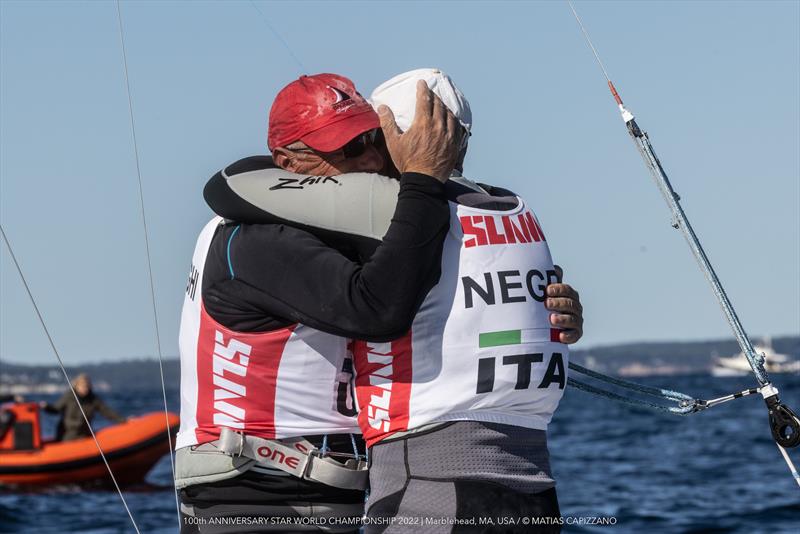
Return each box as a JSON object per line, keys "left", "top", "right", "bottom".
{"left": 194, "top": 303, "right": 295, "bottom": 444}
{"left": 353, "top": 332, "right": 413, "bottom": 447}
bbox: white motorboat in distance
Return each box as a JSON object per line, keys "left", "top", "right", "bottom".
{"left": 711, "top": 338, "right": 800, "bottom": 377}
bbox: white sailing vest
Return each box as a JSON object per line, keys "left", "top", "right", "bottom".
{"left": 353, "top": 199, "right": 569, "bottom": 446}
{"left": 176, "top": 217, "right": 360, "bottom": 450}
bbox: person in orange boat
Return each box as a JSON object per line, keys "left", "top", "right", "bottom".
{"left": 40, "top": 373, "right": 125, "bottom": 442}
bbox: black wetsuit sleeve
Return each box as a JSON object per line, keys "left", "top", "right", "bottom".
{"left": 203, "top": 172, "right": 449, "bottom": 341}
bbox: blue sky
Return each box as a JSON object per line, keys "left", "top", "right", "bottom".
{"left": 1, "top": 0, "right": 798, "bottom": 365}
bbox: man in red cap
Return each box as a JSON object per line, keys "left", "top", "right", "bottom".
{"left": 202, "top": 70, "right": 585, "bottom": 533}
{"left": 176, "top": 74, "right": 464, "bottom": 533}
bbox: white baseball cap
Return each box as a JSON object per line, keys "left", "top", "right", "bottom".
{"left": 370, "top": 68, "right": 472, "bottom": 134}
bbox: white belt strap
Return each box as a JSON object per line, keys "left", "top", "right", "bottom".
{"left": 216, "top": 428, "right": 368, "bottom": 491}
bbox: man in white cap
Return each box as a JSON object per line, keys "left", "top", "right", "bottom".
{"left": 205, "top": 68, "right": 580, "bottom": 533}
{"left": 364, "top": 68, "right": 572, "bottom": 533}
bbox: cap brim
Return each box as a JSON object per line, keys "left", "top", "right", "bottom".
{"left": 301, "top": 110, "right": 380, "bottom": 153}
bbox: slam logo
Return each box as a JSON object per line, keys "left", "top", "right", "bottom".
{"left": 460, "top": 211, "right": 546, "bottom": 248}
{"left": 363, "top": 342, "right": 394, "bottom": 433}
{"left": 211, "top": 331, "right": 252, "bottom": 429}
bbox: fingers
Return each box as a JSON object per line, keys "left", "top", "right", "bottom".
{"left": 414, "top": 80, "right": 433, "bottom": 122}
{"left": 550, "top": 312, "right": 582, "bottom": 330}
{"left": 559, "top": 329, "right": 582, "bottom": 345}
{"left": 546, "top": 283, "right": 578, "bottom": 301}
{"left": 545, "top": 296, "right": 582, "bottom": 315}
{"left": 378, "top": 105, "right": 402, "bottom": 143}
{"left": 427, "top": 88, "right": 461, "bottom": 154}
{"left": 392, "top": 80, "right": 460, "bottom": 180}
{"left": 421, "top": 82, "right": 452, "bottom": 135}
{"left": 547, "top": 283, "right": 584, "bottom": 345}
{"left": 431, "top": 88, "right": 448, "bottom": 127}
{"left": 550, "top": 313, "right": 583, "bottom": 345}
{"left": 446, "top": 107, "right": 460, "bottom": 142}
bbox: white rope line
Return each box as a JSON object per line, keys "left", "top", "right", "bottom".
{"left": 114, "top": 0, "right": 181, "bottom": 526}
{"left": 1, "top": 225, "right": 141, "bottom": 534}
{"left": 776, "top": 443, "right": 800, "bottom": 489}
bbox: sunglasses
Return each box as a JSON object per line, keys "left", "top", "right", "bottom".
{"left": 341, "top": 129, "right": 377, "bottom": 158}
{"left": 290, "top": 129, "right": 377, "bottom": 158}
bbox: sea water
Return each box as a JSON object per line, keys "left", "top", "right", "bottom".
{"left": 1, "top": 374, "right": 798, "bottom": 533}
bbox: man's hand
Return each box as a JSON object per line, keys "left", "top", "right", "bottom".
{"left": 378, "top": 80, "right": 464, "bottom": 182}
{"left": 546, "top": 282, "right": 583, "bottom": 345}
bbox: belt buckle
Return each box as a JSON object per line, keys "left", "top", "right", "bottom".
{"left": 218, "top": 427, "right": 245, "bottom": 457}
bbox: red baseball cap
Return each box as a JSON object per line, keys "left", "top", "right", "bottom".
{"left": 267, "top": 73, "right": 380, "bottom": 152}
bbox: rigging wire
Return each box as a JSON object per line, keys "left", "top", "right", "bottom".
{"left": 114, "top": 0, "right": 181, "bottom": 524}
{"left": 565, "top": 0, "right": 800, "bottom": 489}
{"left": 567, "top": 0, "right": 612, "bottom": 83}
{"left": 0, "top": 225, "right": 141, "bottom": 534}
{"left": 569, "top": 368, "right": 772, "bottom": 415}
{"left": 565, "top": 0, "right": 766, "bottom": 382}
{"left": 248, "top": 0, "right": 307, "bottom": 73}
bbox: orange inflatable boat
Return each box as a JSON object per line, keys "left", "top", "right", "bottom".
{"left": 0, "top": 402, "right": 178, "bottom": 487}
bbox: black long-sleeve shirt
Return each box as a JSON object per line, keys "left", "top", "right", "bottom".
{"left": 202, "top": 171, "right": 450, "bottom": 340}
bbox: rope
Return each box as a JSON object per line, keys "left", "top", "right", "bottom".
{"left": 568, "top": 363, "right": 768, "bottom": 415}
{"left": 114, "top": 1, "right": 181, "bottom": 525}
{"left": 1, "top": 226, "right": 141, "bottom": 534}
{"left": 777, "top": 443, "right": 800, "bottom": 489}
{"left": 569, "top": 362, "right": 694, "bottom": 403}
{"left": 567, "top": 377, "right": 695, "bottom": 415}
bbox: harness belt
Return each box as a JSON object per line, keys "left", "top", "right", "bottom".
{"left": 216, "top": 428, "right": 368, "bottom": 491}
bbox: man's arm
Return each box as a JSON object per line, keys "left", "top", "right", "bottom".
{"left": 40, "top": 392, "right": 69, "bottom": 414}
{"left": 204, "top": 171, "right": 449, "bottom": 341}
{"left": 94, "top": 398, "right": 125, "bottom": 423}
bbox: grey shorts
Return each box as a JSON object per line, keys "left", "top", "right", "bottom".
{"left": 365, "top": 422, "right": 560, "bottom": 534}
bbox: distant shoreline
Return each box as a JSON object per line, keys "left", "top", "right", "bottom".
{"left": 1, "top": 336, "right": 798, "bottom": 394}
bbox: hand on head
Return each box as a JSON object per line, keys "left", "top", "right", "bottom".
{"left": 378, "top": 80, "right": 465, "bottom": 182}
